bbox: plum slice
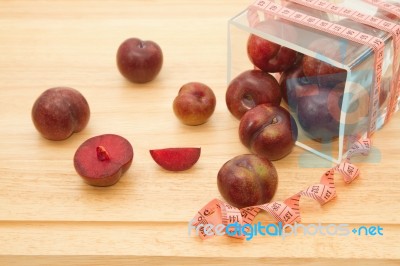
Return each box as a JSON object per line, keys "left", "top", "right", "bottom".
{"left": 74, "top": 134, "right": 134, "bottom": 187}
{"left": 149, "top": 147, "right": 201, "bottom": 171}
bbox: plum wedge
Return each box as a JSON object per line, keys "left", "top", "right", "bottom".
{"left": 150, "top": 147, "right": 201, "bottom": 171}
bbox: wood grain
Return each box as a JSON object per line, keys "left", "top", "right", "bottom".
{"left": 0, "top": 1, "right": 399, "bottom": 265}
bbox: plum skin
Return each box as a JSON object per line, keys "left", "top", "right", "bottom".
{"left": 226, "top": 70, "right": 282, "bottom": 120}
{"left": 173, "top": 82, "right": 216, "bottom": 126}
{"left": 247, "top": 34, "right": 298, "bottom": 73}
{"left": 301, "top": 38, "right": 348, "bottom": 89}
{"left": 217, "top": 154, "right": 278, "bottom": 209}
{"left": 239, "top": 104, "right": 298, "bottom": 161}
{"left": 116, "top": 38, "right": 163, "bottom": 83}
{"left": 297, "top": 86, "right": 344, "bottom": 143}
{"left": 31, "top": 87, "right": 90, "bottom": 141}
{"left": 246, "top": 20, "right": 299, "bottom": 73}
{"left": 279, "top": 64, "right": 319, "bottom": 111}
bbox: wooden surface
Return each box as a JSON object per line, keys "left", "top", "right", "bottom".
{"left": 0, "top": 1, "right": 399, "bottom": 265}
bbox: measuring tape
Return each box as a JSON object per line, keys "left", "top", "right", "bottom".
{"left": 286, "top": 0, "right": 400, "bottom": 134}
{"left": 365, "top": 0, "right": 400, "bottom": 18}
{"left": 249, "top": 0, "right": 385, "bottom": 137}
{"left": 191, "top": 139, "right": 371, "bottom": 240}
{"left": 191, "top": 0, "right": 393, "bottom": 240}
{"left": 361, "top": 0, "right": 400, "bottom": 126}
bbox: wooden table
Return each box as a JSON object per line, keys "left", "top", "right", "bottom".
{"left": 0, "top": 1, "right": 399, "bottom": 265}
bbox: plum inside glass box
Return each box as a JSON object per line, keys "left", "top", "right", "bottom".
{"left": 227, "top": 0, "right": 400, "bottom": 163}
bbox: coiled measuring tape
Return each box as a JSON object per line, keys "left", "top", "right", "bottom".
{"left": 191, "top": 0, "right": 398, "bottom": 240}
{"left": 191, "top": 139, "right": 371, "bottom": 240}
